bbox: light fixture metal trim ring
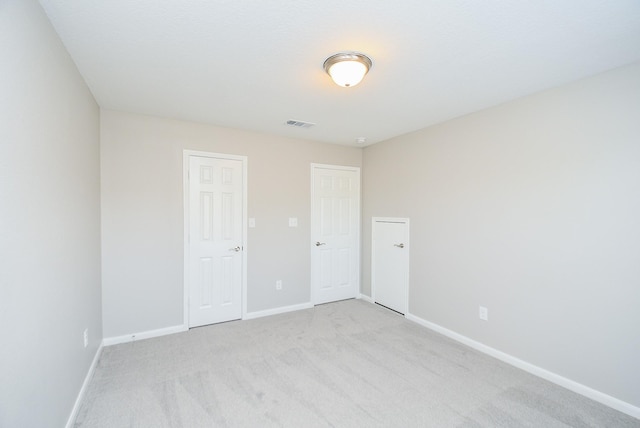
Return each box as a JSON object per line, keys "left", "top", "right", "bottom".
{"left": 323, "top": 52, "right": 372, "bottom": 75}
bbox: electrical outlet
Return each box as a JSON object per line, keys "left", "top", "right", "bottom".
{"left": 288, "top": 217, "right": 298, "bottom": 227}
{"left": 83, "top": 328, "right": 89, "bottom": 348}
{"left": 276, "top": 280, "right": 282, "bottom": 290}
{"left": 479, "top": 306, "right": 488, "bottom": 321}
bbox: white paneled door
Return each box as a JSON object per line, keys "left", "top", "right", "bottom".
{"left": 187, "top": 154, "right": 245, "bottom": 328}
{"left": 372, "top": 218, "right": 409, "bottom": 314}
{"left": 311, "top": 164, "right": 360, "bottom": 305}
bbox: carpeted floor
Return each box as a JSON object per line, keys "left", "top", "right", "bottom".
{"left": 74, "top": 299, "right": 639, "bottom": 427}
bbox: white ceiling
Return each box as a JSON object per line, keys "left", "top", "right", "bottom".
{"left": 39, "top": 0, "right": 640, "bottom": 147}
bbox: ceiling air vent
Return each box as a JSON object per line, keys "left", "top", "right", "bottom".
{"left": 286, "top": 119, "right": 315, "bottom": 129}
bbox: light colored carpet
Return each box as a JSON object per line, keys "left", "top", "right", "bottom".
{"left": 75, "top": 299, "right": 639, "bottom": 427}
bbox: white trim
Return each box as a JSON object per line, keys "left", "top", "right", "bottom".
{"left": 371, "top": 217, "right": 410, "bottom": 314}
{"left": 310, "top": 163, "right": 361, "bottom": 305}
{"left": 310, "top": 163, "right": 361, "bottom": 172}
{"left": 244, "top": 302, "right": 314, "bottom": 320}
{"left": 183, "top": 150, "right": 248, "bottom": 328}
{"left": 405, "top": 312, "right": 640, "bottom": 420}
{"left": 358, "top": 293, "right": 374, "bottom": 303}
{"left": 102, "top": 324, "right": 188, "bottom": 347}
{"left": 183, "top": 152, "right": 190, "bottom": 327}
{"left": 65, "top": 343, "right": 103, "bottom": 428}
{"left": 371, "top": 217, "right": 410, "bottom": 223}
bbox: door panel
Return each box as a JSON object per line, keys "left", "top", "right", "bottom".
{"left": 199, "top": 257, "right": 214, "bottom": 307}
{"left": 311, "top": 165, "right": 360, "bottom": 304}
{"left": 372, "top": 219, "right": 409, "bottom": 314}
{"left": 188, "top": 155, "right": 243, "bottom": 327}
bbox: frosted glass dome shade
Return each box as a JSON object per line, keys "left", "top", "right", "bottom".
{"left": 324, "top": 53, "right": 372, "bottom": 87}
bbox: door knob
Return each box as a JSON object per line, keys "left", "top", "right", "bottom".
{"left": 229, "top": 246, "right": 241, "bottom": 252}
{"left": 394, "top": 243, "right": 405, "bottom": 249}
{"left": 315, "top": 242, "right": 326, "bottom": 247}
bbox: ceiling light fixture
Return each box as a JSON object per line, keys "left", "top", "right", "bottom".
{"left": 323, "top": 52, "right": 372, "bottom": 88}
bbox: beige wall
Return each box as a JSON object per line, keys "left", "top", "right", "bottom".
{"left": 0, "top": 1, "right": 102, "bottom": 426}
{"left": 100, "top": 110, "right": 362, "bottom": 338}
{"left": 362, "top": 62, "right": 640, "bottom": 407}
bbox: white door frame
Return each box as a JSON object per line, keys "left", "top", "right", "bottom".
{"left": 371, "top": 217, "right": 410, "bottom": 315}
{"left": 310, "top": 163, "right": 361, "bottom": 304}
{"left": 183, "top": 150, "right": 248, "bottom": 327}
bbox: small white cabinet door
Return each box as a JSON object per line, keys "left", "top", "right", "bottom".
{"left": 372, "top": 218, "right": 409, "bottom": 314}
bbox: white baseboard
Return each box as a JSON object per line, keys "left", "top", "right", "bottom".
{"left": 404, "top": 312, "right": 640, "bottom": 420}
{"left": 103, "top": 303, "right": 316, "bottom": 345}
{"left": 244, "top": 302, "right": 314, "bottom": 320}
{"left": 65, "top": 343, "right": 103, "bottom": 428}
{"left": 358, "top": 293, "right": 373, "bottom": 303}
{"left": 102, "top": 324, "right": 188, "bottom": 346}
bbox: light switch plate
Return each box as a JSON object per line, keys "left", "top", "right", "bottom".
{"left": 248, "top": 218, "right": 256, "bottom": 228}
{"left": 479, "top": 306, "right": 488, "bottom": 321}
{"left": 288, "top": 217, "right": 298, "bottom": 227}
